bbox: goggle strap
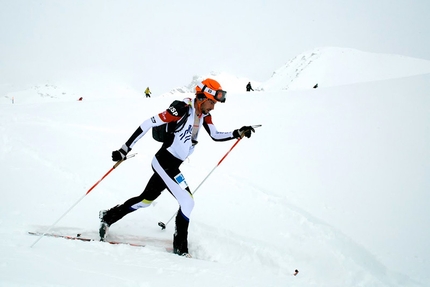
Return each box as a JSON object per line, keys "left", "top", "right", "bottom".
{"left": 197, "top": 82, "right": 226, "bottom": 102}
{"left": 197, "top": 83, "right": 216, "bottom": 97}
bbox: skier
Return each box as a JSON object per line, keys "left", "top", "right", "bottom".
{"left": 99, "top": 78, "right": 256, "bottom": 257}
{"left": 145, "top": 87, "right": 151, "bottom": 98}
{"left": 246, "top": 82, "right": 254, "bottom": 92}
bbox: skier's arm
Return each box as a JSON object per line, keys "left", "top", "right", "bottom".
{"left": 112, "top": 114, "right": 168, "bottom": 161}
{"left": 203, "top": 115, "right": 255, "bottom": 141}
{"left": 124, "top": 100, "right": 189, "bottom": 148}
{"left": 202, "top": 115, "right": 236, "bottom": 142}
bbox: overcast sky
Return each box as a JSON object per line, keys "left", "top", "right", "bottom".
{"left": 1, "top": 0, "right": 429, "bottom": 94}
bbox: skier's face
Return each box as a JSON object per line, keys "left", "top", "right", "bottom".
{"left": 200, "top": 99, "right": 216, "bottom": 115}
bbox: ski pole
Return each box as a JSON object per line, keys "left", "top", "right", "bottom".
{"left": 158, "top": 125, "right": 261, "bottom": 230}
{"left": 30, "top": 153, "right": 137, "bottom": 248}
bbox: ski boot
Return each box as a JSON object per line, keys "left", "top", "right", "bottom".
{"left": 98, "top": 204, "right": 132, "bottom": 241}
{"left": 173, "top": 247, "right": 192, "bottom": 258}
{"left": 173, "top": 237, "right": 191, "bottom": 258}
{"left": 98, "top": 210, "right": 110, "bottom": 241}
{"left": 173, "top": 210, "right": 191, "bottom": 257}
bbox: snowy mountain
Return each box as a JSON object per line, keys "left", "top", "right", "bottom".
{"left": 1, "top": 47, "right": 429, "bottom": 286}
{"left": 162, "top": 72, "right": 260, "bottom": 96}
{"left": 259, "top": 47, "right": 430, "bottom": 91}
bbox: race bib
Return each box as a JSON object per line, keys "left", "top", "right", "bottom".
{"left": 174, "top": 173, "right": 188, "bottom": 190}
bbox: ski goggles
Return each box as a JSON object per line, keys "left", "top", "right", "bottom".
{"left": 197, "top": 83, "right": 227, "bottom": 103}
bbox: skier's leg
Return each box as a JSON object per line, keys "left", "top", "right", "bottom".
{"left": 152, "top": 153, "right": 194, "bottom": 217}
{"left": 101, "top": 172, "right": 166, "bottom": 226}
{"left": 152, "top": 152, "right": 194, "bottom": 255}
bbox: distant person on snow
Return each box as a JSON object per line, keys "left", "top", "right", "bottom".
{"left": 145, "top": 87, "right": 152, "bottom": 98}
{"left": 246, "top": 82, "right": 254, "bottom": 92}
{"left": 98, "top": 78, "right": 256, "bottom": 257}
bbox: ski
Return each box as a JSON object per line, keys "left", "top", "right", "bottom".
{"left": 28, "top": 231, "right": 198, "bottom": 259}
{"left": 28, "top": 231, "right": 147, "bottom": 248}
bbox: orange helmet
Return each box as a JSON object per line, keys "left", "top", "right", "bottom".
{"left": 195, "top": 78, "right": 226, "bottom": 103}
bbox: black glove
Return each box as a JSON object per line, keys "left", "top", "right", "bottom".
{"left": 233, "top": 126, "right": 255, "bottom": 139}
{"left": 112, "top": 144, "right": 131, "bottom": 161}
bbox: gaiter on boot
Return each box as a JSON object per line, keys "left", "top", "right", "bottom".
{"left": 173, "top": 209, "right": 189, "bottom": 254}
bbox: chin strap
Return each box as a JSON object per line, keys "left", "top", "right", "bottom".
{"left": 194, "top": 97, "right": 207, "bottom": 118}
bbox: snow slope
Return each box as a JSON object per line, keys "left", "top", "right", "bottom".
{"left": 1, "top": 48, "right": 429, "bottom": 286}
{"left": 259, "top": 47, "right": 430, "bottom": 91}
{"left": 162, "top": 72, "right": 261, "bottom": 96}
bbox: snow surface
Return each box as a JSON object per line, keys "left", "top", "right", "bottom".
{"left": 1, "top": 47, "right": 429, "bottom": 286}
{"left": 260, "top": 47, "right": 430, "bottom": 91}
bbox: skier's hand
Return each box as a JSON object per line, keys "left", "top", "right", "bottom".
{"left": 112, "top": 144, "right": 131, "bottom": 161}
{"left": 233, "top": 126, "right": 255, "bottom": 139}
